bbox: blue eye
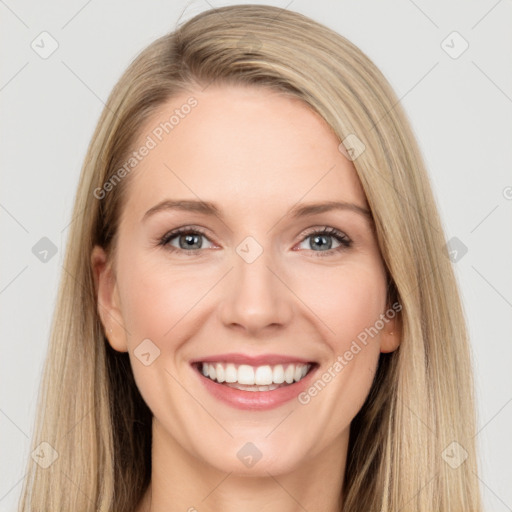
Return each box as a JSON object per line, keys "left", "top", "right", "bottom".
{"left": 297, "top": 227, "right": 352, "bottom": 256}
{"left": 158, "top": 226, "right": 352, "bottom": 256}
{"left": 159, "top": 227, "right": 213, "bottom": 254}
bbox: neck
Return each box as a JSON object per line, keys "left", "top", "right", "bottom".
{"left": 135, "top": 419, "right": 348, "bottom": 512}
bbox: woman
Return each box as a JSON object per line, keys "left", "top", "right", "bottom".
{"left": 18, "top": 4, "right": 481, "bottom": 511}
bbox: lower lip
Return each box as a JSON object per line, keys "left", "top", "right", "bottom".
{"left": 192, "top": 364, "right": 318, "bottom": 410}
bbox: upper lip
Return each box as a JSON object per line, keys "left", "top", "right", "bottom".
{"left": 190, "top": 353, "right": 315, "bottom": 366}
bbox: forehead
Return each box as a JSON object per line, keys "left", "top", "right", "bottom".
{"left": 121, "top": 84, "right": 367, "bottom": 220}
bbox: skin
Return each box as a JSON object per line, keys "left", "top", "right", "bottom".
{"left": 91, "top": 85, "right": 400, "bottom": 512}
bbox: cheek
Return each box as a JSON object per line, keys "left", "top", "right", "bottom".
{"left": 293, "top": 259, "right": 388, "bottom": 346}
{"left": 115, "top": 252, "right": 206, "bottom": 421}
{"left": 116, "top": 251, "right": 211, "bottom": 341}
{"left": 291, "top": 261, "right": 387, "bottom": 429}
{"left": 117, "top": 244, "right": 388, "bottom": 361}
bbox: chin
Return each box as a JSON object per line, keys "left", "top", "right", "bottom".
{"left": 194, "top": 436, "right": 310, "bottom": 477}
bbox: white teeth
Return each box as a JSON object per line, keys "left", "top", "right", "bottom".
{"left": 284, "top": 365, "right": 295, "bottom": 384}
{"left": 254, "top": 365, "right": 273, "bottom": 385}
{"left": 225, "top": 363, "right": 237, "bottom": 383}
{"left": 200, "top": 362, "right": 312, "bottom": 387}
{"left": 238, "top": 365, "right": 254, "bottom": 385}
{"left": 272, "top": 364, "right": 285, "bottom": 384}
{"left": 215, "top": 363, "right": 225, "bottom": 383}
{"left": 225, "top": 382, "right": 281, "bottom": 392}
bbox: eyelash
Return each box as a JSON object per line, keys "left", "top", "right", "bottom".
{"left": 157, "top": 225, "right": 352, "bottom": 257}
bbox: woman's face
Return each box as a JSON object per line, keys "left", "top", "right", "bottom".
{"left": 92, "top": 84, "right": 399, "bottom": 476}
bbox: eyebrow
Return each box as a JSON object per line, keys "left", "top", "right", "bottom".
{"left": 142, "top": 199, "right": 372, "bottom": 222}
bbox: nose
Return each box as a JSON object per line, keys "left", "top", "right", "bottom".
{"left": 217, "top": 248, "right": 294, "bottom": 336}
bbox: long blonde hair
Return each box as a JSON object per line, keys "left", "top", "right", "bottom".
{"left": 18, "top": 4, "right": 481, "bottom": 511}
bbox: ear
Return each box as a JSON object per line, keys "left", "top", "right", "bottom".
{"left": 379, "top": 306, "right": 401, "bottom": 354}
{"left": 91, "top": 245, "right": 128, "bottom": 353}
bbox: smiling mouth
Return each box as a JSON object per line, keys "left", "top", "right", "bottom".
{"left": 193, "top": 361, "right": 316, "bottom": 392}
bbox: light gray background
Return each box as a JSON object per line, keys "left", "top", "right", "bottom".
{"left": 1, "top": 1, "right": 511, "bottom": 510}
